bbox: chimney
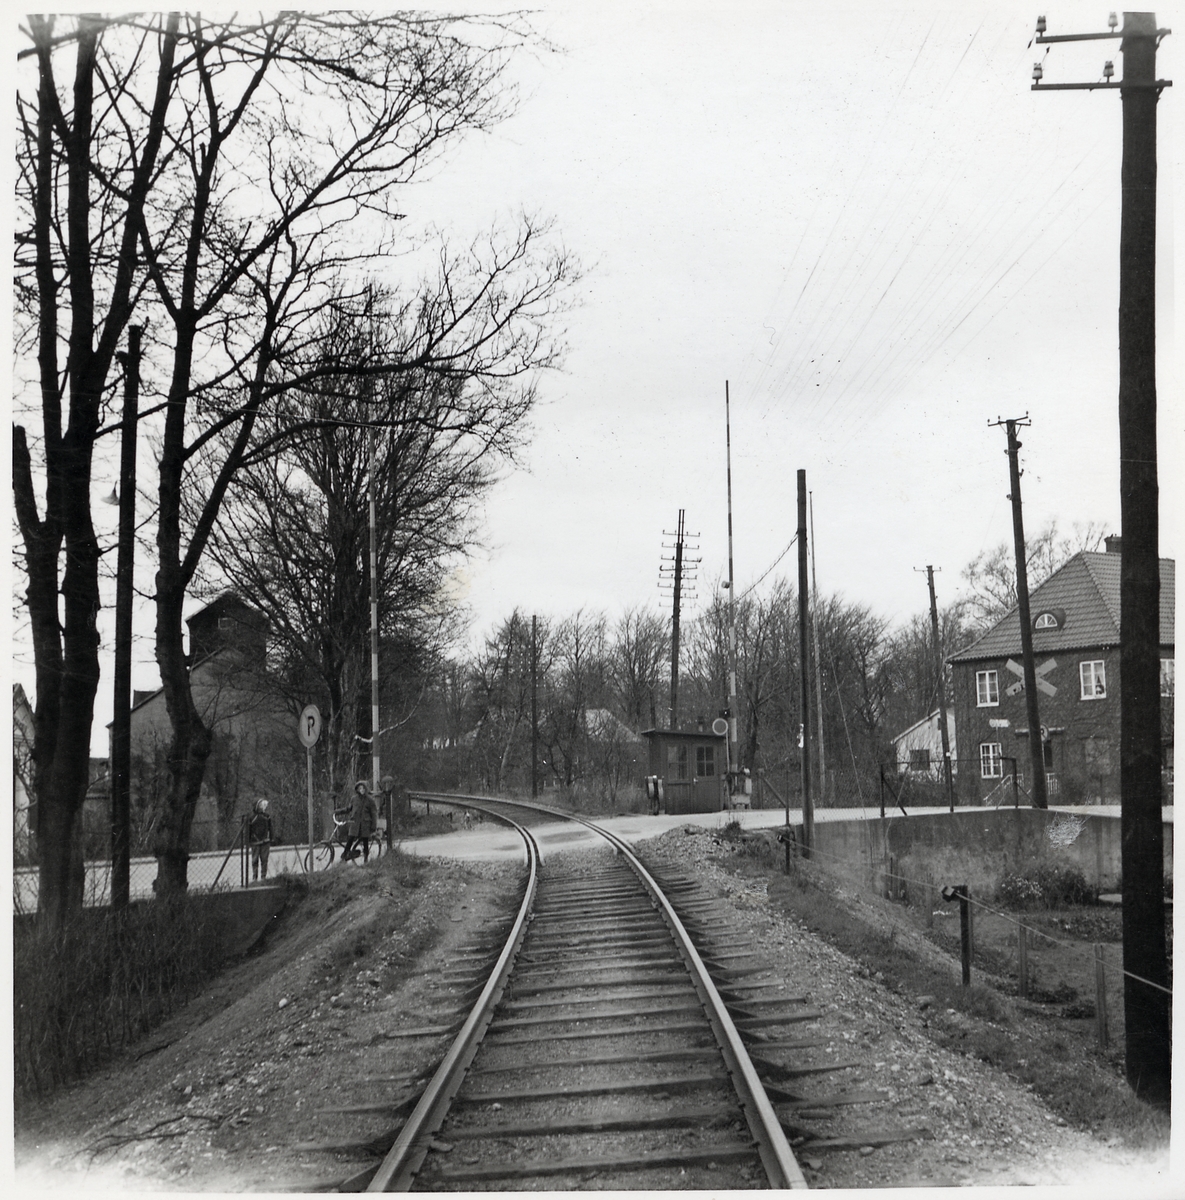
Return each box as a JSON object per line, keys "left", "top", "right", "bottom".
{"left": 1104, "top": 535, "right": 1123, "bottom": 555}
{"left": 697, "top": 715, "right": 706, "bottom": 733}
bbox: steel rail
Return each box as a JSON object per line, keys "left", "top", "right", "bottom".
{"left": 405, "top": 792, "right": 807, "bottom": 1190}
{"left": 366, "top": 805, "right": 539, "bottom": 1192}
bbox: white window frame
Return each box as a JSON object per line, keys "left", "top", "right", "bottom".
{"left": 1162, "top": 659, "right": 1175, "bottom": 698}
{"left": 1079, "top": 660, "right": 1107, "bottom": 700}
{"left": 976, "top": 669, "right": 1000, "bottom": 707}
{"left": 980, "top": 742, "right": 1003, "bottom": 778}
{"left": 1035, "top": 612, "right": 1058, "bottom": 630}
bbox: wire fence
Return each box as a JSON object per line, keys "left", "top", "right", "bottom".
{"left": 754, "top": 757, "right": 1039, "bottom": 815}
{"left": 776, "top": 830, "right": 1171, "bottom": 1048}
{"left": 11, "top": 818, "right": 324, "bottom": 915}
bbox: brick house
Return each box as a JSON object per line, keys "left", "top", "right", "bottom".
{"left": 948, "top": 538, "right": 1174, "bottom": 805}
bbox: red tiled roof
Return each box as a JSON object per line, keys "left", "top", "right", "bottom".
{"left": 949, "top": 552, "right": 1174, "bottom": 663}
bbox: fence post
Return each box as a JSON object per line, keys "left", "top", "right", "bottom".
{"left": 1009, "top": 758, "right": 1019, "bottom": 808}
{"left": 1094, "top": 944, "right": 1108, "bottom": 1049}
{"left": 1017, "top": 918, "right": 1028, "bottom": 999}
{"left": 924, "top": 880, "right": 934, "bottom": 929}
{"left": 941, "top": 884, "right": 971, "bottom": 986}
{"left": 967, "top": 886, "right": 974, "bottom": 960}
{"left": 879, "top": 765, "right": 885, "bottom": 819}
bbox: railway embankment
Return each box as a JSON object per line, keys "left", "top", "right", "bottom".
{"left": 641, "top": 821, "right": 1170, "bottom": 1188}
{"left": 13, "top": 814, "right": 1174, "bottom": 1193}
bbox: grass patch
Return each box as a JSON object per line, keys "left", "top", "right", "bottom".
{"left": 748, "top": 851, "right": 1169, "bottom": 1147}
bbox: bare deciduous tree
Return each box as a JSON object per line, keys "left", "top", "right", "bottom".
{"left": 15, "top": 12, "right": 574, "bottom": 905}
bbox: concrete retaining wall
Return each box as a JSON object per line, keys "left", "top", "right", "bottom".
{"left": 800, "top": 808, "right": 1172, "bottom": 899}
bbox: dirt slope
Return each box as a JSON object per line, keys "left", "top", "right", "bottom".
{"left": 13, "top": 829, "right": 1176, "bottom": 1194}
{"left": 15, "top": 851, "right": 521, "bottom": 1192}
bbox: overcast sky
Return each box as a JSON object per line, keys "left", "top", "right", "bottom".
{"left": 421, "top": 0, "right": 1181, "bottom": 642}
{"left": 7, "top": 2, "right": 1181, "bottom": 756}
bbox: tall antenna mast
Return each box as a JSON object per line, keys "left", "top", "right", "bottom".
{"left": 725, "top": 381, "right": 738, "bottom": 801}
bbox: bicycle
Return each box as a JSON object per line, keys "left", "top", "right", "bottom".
{"left": 303, "top": 808, "right": 386, "bottom": 871}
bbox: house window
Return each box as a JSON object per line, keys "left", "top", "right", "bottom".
{"left": 1084, "top": 736, "right": 1112, "bottom": 777}
{"left": 980, "top": 742, "right": 1003, "bottom": 778}
{"left": 667, "top": 744, "right": 688, "bottom": 780}
{"left": 976, "top": 670, "right": 999, "bottom": 707}
{"left": 1162, "top": 659, "right": 1175, "bottom": 698}
{"left": 1035, "top": 612, "right": 1058, "bottom": 629}
{"left": 909, "top": 748, "right": 931, "bottom": 769}
{"left": 1080, "top": 661, "right": 1107, "bottom": 699}
{"left": 696, "top": 745, "right": 716, "bottom": 777}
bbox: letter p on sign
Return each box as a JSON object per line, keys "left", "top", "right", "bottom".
{"left": 298, "top": 704, "right": 322, "bottom": 748}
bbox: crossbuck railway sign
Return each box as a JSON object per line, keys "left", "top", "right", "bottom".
{"left": 1004, "top": 657, "right": 1058, "bottom": 697}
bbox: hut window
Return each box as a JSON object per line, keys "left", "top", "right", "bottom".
{"left": 696, "top": 746, "right": 716, "bottom": 776}
{"left": 667, "top": 744, "right": 688, "bottom": 780}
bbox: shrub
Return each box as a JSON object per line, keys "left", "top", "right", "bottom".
{"left": 998, "top": 873, "right": 1044, "bottom": 910}
{"left": 14, "top": 898, "right": 227, "bottom": 1104}
{"left": 1032, "top": 862, "right": 1095, "bottom": 907}
{"left": 997, "top": 861, "right": 1096, "bottom": 910}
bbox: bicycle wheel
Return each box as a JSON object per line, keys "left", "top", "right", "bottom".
{"left": 304, "top": 842, "right": 335, "bottom": 872}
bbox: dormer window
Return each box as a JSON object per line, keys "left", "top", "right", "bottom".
{"left": 1033, "top": 608, "right": 1065, "bottom": 631}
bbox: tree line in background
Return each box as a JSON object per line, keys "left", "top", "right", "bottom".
{"left": 406, "top": 519, "right": 1106, "bottom": 807}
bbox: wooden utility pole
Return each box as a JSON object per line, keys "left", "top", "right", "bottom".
{"left": 1032, "top": 10, "right": 1171, "bottom": 1108}
{"left": 725, "top": 383, "right": 739, "bottom": 800}
{"left": 659, "top": 510, "right": 697, "bottom": 728}
{"left": 797, "top": 470, "right": 813, "bottom": 855}
{"left": 110, "top": 326, "right": 141, "bottom": 912}
{"left": 809, "top": 493, "right": 827, "bottom": 805}
{"left": 921, "top": 565, "right": 955, "bottom": 812}
{"left": 991, "top": 416, "right": 1047, "bottom": 810}
{"left": 531, "top": 614, "right": 539, "bottom": 798}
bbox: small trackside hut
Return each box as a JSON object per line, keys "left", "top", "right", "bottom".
{"left": 642, "top": 727, "right": 727, "bottom": 814}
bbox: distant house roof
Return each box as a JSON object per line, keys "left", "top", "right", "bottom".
{"left": 641, "top": 727, "right": 726, "bottom": 741}
{"left": 585, "top": 708, "right": 645, "bottom": 743}
{"left": 892, "top": 710, "right": 941, "bottom": 744}
{"left": 949, "top": 551, "right": 1175, "bottom": 664}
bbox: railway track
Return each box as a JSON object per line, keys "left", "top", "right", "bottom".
{"left": 360, "top": 796, "right": 807, "bottom": 1191}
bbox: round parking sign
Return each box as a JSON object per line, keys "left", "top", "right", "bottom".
{"left": 298, "top": 704, "right": 322, "bottom": 748}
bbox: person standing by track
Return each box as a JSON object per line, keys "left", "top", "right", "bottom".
{"left": 342, "top": 781, "right": 379, "bottom": 864}
{"left": 249, "top": 798, "right": 274, "bottom": 882}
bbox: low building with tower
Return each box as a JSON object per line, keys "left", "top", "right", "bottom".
{"left": 947, "top": 538, "right": 1174, "bottom": 805}
{"left": 119, "top": 593, "right": 298, "bottom": 851}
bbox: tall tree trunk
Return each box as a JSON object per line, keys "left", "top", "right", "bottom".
{"left": 152, "top": 577, "right": 213, "bottom": 892}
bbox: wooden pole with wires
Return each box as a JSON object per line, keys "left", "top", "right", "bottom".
{"left": 725, "top": 383, "right": 739, "bottom": 804}
{"left": 797, "top": 470, "right": 813, "bottom": 855}
{"left": 809, "top": 493, "right": 826, "bottom": 806}
{"left": 1032, "top": 11, "right": 1171, "bottom": 1105}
